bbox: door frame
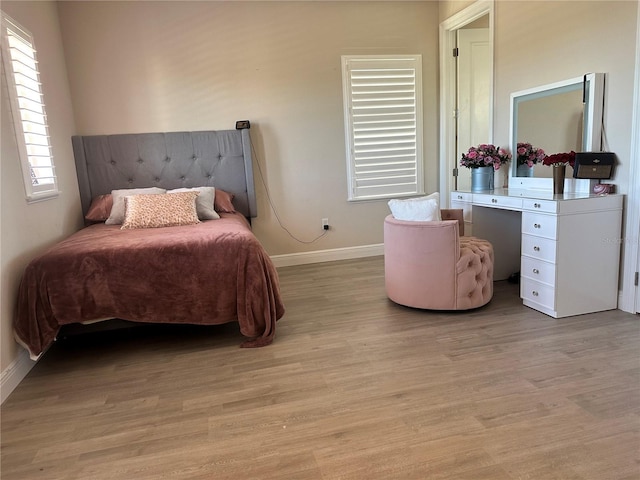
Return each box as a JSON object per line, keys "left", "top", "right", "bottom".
{"left": 439, "top": 0, "right": 494, "bottom": 204}
{"left": 619, "top": 3, "right": 640, "bottom": 314}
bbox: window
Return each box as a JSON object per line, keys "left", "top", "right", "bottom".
{"left": 1, "top": 13, "right": 58, "bottom": 202}
{"left": 342, "top": 55, "right": 424, "bottom": 201}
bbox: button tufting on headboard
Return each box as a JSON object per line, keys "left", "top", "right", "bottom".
{"left": 72, "top": 129, "right": 257, "bottom": 220}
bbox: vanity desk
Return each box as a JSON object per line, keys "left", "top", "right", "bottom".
{"left": 451, "top": 189, "right": 623, "bottom": 318}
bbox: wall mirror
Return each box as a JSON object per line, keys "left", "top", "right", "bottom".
{"left": 509, "top": 73, "right": 604, "bottom": 192}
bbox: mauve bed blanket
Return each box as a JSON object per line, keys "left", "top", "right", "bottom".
{"left": 14, "top": 213, "right": 284, "bottom": 360}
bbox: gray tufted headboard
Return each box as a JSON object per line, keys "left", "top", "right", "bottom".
{"left": 72, "top": 129, "right": 257, "bottom": 219}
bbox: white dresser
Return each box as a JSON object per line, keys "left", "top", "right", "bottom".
{"left": 451, "top": 189, "right": 623, "bottom": 318}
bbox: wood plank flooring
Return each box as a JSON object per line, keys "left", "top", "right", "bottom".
{"left": 2, "top": 256, "right": 639, "bottom": 479}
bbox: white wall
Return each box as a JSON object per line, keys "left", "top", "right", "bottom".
{"left": 1, "top": 1, "right": 80, "bottom": 398}
{"left": 57, "top": 1, "right": 441, "bottom": 256}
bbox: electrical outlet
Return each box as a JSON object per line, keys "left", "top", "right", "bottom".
{"left": 322, "top": 218, "right": 329, "bottom": 230}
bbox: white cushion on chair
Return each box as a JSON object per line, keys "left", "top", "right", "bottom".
{"left": 388, "top": 192, "right": 442, "bottom": 221}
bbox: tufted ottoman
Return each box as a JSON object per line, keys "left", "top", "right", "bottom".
{"left": 455, "top": 236, "right": 494, "bottom": 309}
{"left": 384, "top": 213, "right": 494, "bottom": 310}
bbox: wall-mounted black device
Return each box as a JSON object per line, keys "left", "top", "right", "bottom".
{"left": 235, "top": 120, "right": 251, "bottom": 130}
{"left": 573, "top": 152, "right": 615, "bottom": 179}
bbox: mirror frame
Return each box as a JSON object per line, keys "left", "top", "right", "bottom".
{"left": 509, "top": 73, "right": 604, "bottom": 192}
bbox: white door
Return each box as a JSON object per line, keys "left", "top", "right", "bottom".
{"left": 455, "top": 28, "right": 491, "bottom": 192}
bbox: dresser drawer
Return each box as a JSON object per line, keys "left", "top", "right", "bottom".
{"left": 521, "top": 278, "right": 556, "bottom": 309}
{"left": 521, "top": 256, "right": 556, "bottom": 287}
{"left": 522, "top": 198, "right": 558, "bottom": 213}
{"left": 522, "top": 212, "right": 558, "bottom": 239}
{"left": 521, "top": 234, "right": 557, "bottom": 263}
{"left": 451, "top": 191, "right": 472, "bottom": 203}
{"left": 472, "top": 193, "right": 523, "bottom": 211}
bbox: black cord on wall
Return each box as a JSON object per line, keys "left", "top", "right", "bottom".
{"left": 249, "top": 136, "right": 328, "bottom": 244}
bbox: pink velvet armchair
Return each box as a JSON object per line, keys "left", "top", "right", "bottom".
{"left": 384, "top": 209, "right": 494, "bottom": 310}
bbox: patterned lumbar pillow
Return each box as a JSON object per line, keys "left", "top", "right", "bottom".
{"left": 121, "top": 191, "right": 200, "bottom": 229}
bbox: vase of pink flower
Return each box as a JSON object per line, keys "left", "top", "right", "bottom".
{"left": 460, "top": 144, "right": 512, "bottom": 191}
{"left": 516, "top": 142, "right": 547, "bottom": 177}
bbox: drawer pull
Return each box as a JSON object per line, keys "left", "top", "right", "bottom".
{"left": 534, "top": 203, "right": 541, "bottom": 208}
{"left": 491, "top": 198, "right": 498, "bottom": 204}
{"left": 533, "top": 246, "right": 540, "bottom": 252}
{"left": 532, "top": 291, "right": 539, "bottom": 296}
{"left": 534, "top": 223, "right": 541, "bottom": 229}
{"left": 457, "top": 195, "right": 463, "bottom": 200}
{"left": 532, "top": 268, "right": 539, "bottom": 274}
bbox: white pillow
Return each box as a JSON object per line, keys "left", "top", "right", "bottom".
{"left": 105, "top": 187, "right": 166, "bottom": 225}
{"left": 388, "top": 192, "right": 442, "bottom": 221}
{"left": 168, "top": 187, "right": 220, "bottom": 220}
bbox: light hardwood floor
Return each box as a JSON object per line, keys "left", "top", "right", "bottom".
{"left": 2, "top": 256, "right": 639, "bottom": 479}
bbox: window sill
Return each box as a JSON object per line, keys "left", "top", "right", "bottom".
{"left": 348, "top": 191, "right": 426, "bottom": 203}
{"left": 26, "top": 191, "right": 60, "bottom": 204}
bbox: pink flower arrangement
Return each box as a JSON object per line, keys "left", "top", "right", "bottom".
{"left": 542, "top": 151, "right": 576, "bottom": 168}
{"left": 516, "top": 142, "right": 547, "bottom": 167}
{"left": 460, "top": 144, "right": 512, "bottom": 171}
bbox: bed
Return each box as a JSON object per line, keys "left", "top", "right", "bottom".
{"left": 14, "top": 129, "right": 285, "bottom": 360}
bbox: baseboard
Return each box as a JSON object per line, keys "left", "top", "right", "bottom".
{"left": 270, "top": 243, "right": 383, "bottom": 268}
{"left": 1, "top": 349, "right": 36, "bottom": 404}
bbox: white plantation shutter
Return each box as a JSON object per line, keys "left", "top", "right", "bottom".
{"left": 1, "top": 14, "right": 58, "bottom": 201}
{"left": 342, "top": 55, "right": 423, "bottom": 201}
